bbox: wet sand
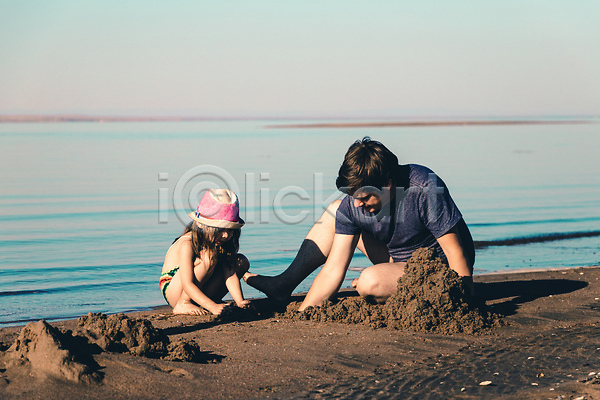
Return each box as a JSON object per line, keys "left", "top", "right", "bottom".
{"left": 2, "top": 265, "right": 600, "bottom": 399}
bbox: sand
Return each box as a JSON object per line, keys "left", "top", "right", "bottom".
{"left": 2, "top": 261, "right": 600, "bottom": 399}
{"left": 285, "top": 248, "right": 501, "bottom": 334}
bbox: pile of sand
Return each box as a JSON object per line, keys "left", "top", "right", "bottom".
{"left": 284, "top": 248, "right": 501, "bottom": 334}
{"left": 74, "top": 312, "right": 169, "bottom": 357}
{"left": 165, "top": 339, "right": 209, "bottom": 363}
{"left": 73, "top": 312, "right": 210, "bottom": 362}
{"left": 2, "top": 313, "right": 207, "bottom": 384}
{"left": 5, "top": 320, "right": 101, "bottom": 384}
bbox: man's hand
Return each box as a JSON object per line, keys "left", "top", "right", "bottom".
{"left": 460, "top": 276, "right": 475, "bottom": 296}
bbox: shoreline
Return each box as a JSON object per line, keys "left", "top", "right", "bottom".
{"left": 2, "top": 265, "right": 600, "bottom": 399}
{"left": 2, "top": 264, "right": 598, "bottom": 329}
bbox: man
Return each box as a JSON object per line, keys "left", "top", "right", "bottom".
{"left": 245, "top": 137, "right": 474, "bottom": 311}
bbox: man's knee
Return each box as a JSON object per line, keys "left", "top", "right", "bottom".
{"left": 355, "top": 268, "right": 381, "bottom": 298}
{"left": 324, "top": 199, "right": 342, "bottom": 219}
{"left": 328, "top": 199, "right": 342, "bottom": 210}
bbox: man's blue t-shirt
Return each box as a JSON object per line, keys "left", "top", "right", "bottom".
{"left": 335, "top": 164, "right": 473, "bottom": 263}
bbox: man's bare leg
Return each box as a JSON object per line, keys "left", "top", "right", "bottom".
{"left": 244, "top": 201, "right": 340, "bottom": 301}
{"left": 349, "top": 231, "right": 403, "bottom": 303}
{"left": 355, "top": 230, "right": 392, "bottom": 265}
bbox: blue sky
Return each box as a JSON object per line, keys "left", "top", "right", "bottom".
{"left": 1, "top": 1, "right": 599, "bottom": 118}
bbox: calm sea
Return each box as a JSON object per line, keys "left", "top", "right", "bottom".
{"left": 1, "top": 120, "right": 599, "bottom": 327}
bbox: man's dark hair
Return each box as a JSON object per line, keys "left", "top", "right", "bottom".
{"left": 336, "top": 137, "right": 399, "bottom": 194}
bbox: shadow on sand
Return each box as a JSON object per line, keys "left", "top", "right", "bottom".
{"left": 474, "top": 279, "right": 588, "bottom": 316}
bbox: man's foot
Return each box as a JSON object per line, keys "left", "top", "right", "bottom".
{"left": 243, "top": 272, "right": 292, "bottom": 303}
{"left": 173, "top": 299, "right": 209, "bottom": 316}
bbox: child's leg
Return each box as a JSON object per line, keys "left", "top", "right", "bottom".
{"left": 201, "top": 254, "right": 250, "bottom": 303}
{"left": 165, "top": 270, "right": 210, "bottom": 315}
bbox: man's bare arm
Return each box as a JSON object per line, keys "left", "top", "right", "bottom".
{"left": 436, "top": 227, "right": 474, "bottom": 294}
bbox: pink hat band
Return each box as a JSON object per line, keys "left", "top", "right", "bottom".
{"left": 188, "top": 189, "right": 245, "bottom": 229}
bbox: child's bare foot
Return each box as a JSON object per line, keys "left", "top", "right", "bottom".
{"left": 243, "top": 272, "right": 292, "bottom": 303}
{"left": 173, "top": 299, "right": 209, "bottom": 316}
{"left": 351, "top": 278, "right": 359, "bottom": 288}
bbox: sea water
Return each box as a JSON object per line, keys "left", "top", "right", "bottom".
{"left": 1, "top": 120, "right": 599, "bottom": 326}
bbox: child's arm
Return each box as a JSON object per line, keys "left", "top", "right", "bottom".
{"left": 179, "top": 244, "right": 228, "bottom": 315}
{"left": 225, "top": 270, "right": 250, "bottom": 308}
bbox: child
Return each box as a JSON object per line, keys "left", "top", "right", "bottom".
{"left": 160, "top": 189, "right": 251, "bottom": 315}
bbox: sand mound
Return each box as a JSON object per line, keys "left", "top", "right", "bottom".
{"left": 381, "top": 247, "right": 500, "bottom": 333}
{"left": 2, "top": 313, "right": 210, "bottom": 384}
{"left": 74, "top": 312, "right": 170, "bottom": 357}
{"left": 6, "top": 320, "right": 100, "bottom": 384}
{"left": 74, "top": 312, "right": 208, "bottom": 362}
{"left": 164, "top": 339, "right": 208, "bottom": 362}
{"left": 285, "top": 248, "right": 501, "bottom": 334}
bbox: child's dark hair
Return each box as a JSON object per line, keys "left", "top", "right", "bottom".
{"left": 336, "top": 137, "right": 399, "bottom": 195}
{"left": 179, "top": 221, "right": 240, "bottom": 263}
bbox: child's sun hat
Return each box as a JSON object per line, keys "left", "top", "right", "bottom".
{"left": 189, "top": 189, "right": 245, "bottom": 229}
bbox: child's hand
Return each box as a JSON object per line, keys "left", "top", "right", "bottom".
{"left": 209, "top": 303, "right": 231, "bottom": 316}
{"left": 236, "top": 299, "right": 251, "bottom": 309}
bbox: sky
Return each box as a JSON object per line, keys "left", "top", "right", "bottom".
{"left": 1, "top": 1, "right": 599, "bottom": 118}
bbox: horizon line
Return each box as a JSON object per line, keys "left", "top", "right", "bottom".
{"left": 0, "top": 113, "right": 598, "bottom": 124}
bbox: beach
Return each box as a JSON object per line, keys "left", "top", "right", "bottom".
{"left": 2, "top": 265, "right": 600, "bottom": 400}
{"left": 2, "top": 1, "right": 600, "bottom": 398}
{"left": 2, "top": 120, "right": 599, "bottom": 399}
